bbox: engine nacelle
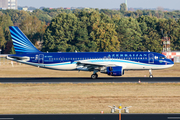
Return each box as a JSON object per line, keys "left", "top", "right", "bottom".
{"left": 106, "top": 66, "right": 124, "bottom": 76}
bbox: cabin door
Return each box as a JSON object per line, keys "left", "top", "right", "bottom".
{"left": 38, "top": 54, "right": 44, "bottom": 64}
{"left": 148, "top": 53, "right": 154, "bottom": 63}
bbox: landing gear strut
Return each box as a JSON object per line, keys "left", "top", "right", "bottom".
{"left": 91, "top": 70, "right": 98, "bottom": 79}
{"left": 149, "top": 69, "right": 153, "bottom": 78}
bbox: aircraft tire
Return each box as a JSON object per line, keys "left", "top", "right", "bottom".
{"left": 149, "top": 75, "right": 153, "bottom": 78}
{"left": 91, "top": 74, "right": 98, "bottom": 79}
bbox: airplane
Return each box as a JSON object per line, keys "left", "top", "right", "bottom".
{"left": 7, "top": 26, "right": 174, "bottom": 79}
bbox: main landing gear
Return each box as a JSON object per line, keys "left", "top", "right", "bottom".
{"left": 91, "top": 70, "right": 98, "bottom": 79}
{"left": 91, "top": 74, "right": 98, "bottom": 79}
{"left": 149, "top": 69, "right": 153, "bottom": 78}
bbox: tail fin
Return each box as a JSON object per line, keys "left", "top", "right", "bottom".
{"left": 9, "top": 26, "right": 41, "bottom": 54}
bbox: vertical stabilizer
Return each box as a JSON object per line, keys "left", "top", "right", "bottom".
{"left": 9, "top": 26, "right": 41, "bottom": 54}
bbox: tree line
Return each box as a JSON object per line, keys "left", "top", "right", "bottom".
{"left": 43, "top": 11, "right": 180, "bottom": 53}
{"left": 0, "top": 7, "right": 180, "bottom": 54}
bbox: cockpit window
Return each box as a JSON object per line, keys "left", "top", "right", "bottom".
{"left": 160, "top": 56, "right": 165, "bottom": 59}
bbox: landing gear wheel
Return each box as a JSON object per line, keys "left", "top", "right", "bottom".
{"left": 149, "top": 69, "right": 153, "bottom": 78}
{"left": 91, "top": 74, "right": 98, "bottom": 79}
{"left": 149, "top": 75, "right": 153, "bottom": 78}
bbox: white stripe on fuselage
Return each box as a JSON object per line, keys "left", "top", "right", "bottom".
{"left": 7, "top": 57, "right": 173, "bottom": 71}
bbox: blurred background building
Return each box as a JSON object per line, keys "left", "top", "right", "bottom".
{"left": 162, "top": 51, "right": 180, "bottom": 63}
{"left": 161, "top": 36, "right": 180, "bottom": 63}
{"left": 0, "top": 0, "right": 17, "bottom": 10}
{"left": 125, "top": 0, "right": 128, "bottom": 11}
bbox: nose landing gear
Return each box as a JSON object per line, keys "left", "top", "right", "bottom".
{"left": 149, "top": 69, "right": 153, "bottom": 78}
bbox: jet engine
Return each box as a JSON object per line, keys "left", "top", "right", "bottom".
{"left": 101, "top": 66, "right": 124, "bottom": 76}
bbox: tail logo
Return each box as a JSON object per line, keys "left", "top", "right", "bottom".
{"left": 9, "top": 26, "right": 41, "bottom": 54}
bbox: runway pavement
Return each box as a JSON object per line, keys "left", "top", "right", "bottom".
{"left": 0, "top": 77, "right": 179, "bottom": 83}
{"left": 0, "top": 114, "right": 180, "bottom": 120}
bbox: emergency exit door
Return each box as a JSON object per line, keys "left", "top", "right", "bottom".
{"left": 38, "top": 54, "right": 44, "bottom": 64}
{"left": 148, "top": 53, "right": 154, "bottom": 63}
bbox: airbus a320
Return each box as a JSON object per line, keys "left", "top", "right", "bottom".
{"left": 7, "top": 26, "right": 174, "bottom": 79}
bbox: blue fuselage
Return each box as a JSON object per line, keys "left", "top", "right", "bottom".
{"left": 8, "top": 52, "right": 174, "bottom": 71}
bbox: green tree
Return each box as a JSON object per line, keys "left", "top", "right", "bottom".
{"left": 137, "top": 15, "right": 163, "bottom": 52}
{"left": 115, "top": 17, "right": 142, "bottom": 51}
{"left": 43, "top": 13, "right": 79, "bottom": 52}
{"left": 120, "top": 3, "right": 127, "bottom": 13}
{"left": 10, "top": 45, "right": 15, "bottom": 54}
{"left": 137, "top": 15, "right": 159, "bottom": 30}
{"left": 90, "top": 20, "right": 120, "bottom": 52}
{"left": 20, "top": 16, "right": 47, "bottom": 50}
{"left": 2, "top": 10, "right": 30, "bottom": 24}
{"left": 0, "top": 26, "right": 5, "bottom": 49}
{"left": 0, "top": 11, "right": 3, "bottom": 16}
{"left": 157, "top": 18, "right": 180, "bottom": 51}
{"left": 0, "top": 13, "right": 13, "bottom": 53}
{"left": 141, "top": 28, "right": 162, "bottom": 52}
{"left": 43, "top": 11, "right": 120, "bottom": 52}
{"left": 32, "top": 9, "right": 52, "bottom": 23}
{"left": 74, "top": 11, "right": 99, "bottom": 52}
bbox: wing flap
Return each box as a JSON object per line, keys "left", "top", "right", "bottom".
{"left": 77, "top": 61, "right": 117, "bottom": 67}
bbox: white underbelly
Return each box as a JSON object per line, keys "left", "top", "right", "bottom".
{"left": 122, "top": 62, "right": 173, "bottom": 70}
{"left": 45, "top": 63, "right": 77, "bottom": 70}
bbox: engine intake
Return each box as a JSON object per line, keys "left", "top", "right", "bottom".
{"left": 106, "top": 66, "right": 124, "bottom": 76}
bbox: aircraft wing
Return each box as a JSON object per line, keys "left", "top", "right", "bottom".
{"left": 76, "top": 61, "right": 125, "bottom": 71}
{"left": 77, "top": 61, "right": 117, "bottom": 67}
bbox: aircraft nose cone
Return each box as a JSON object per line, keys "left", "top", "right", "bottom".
{"left": 169, "top": 59, "right": 174, "bottom": 65}
{"left": 165, "top": 59, "right": 174, "bottom": 65}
